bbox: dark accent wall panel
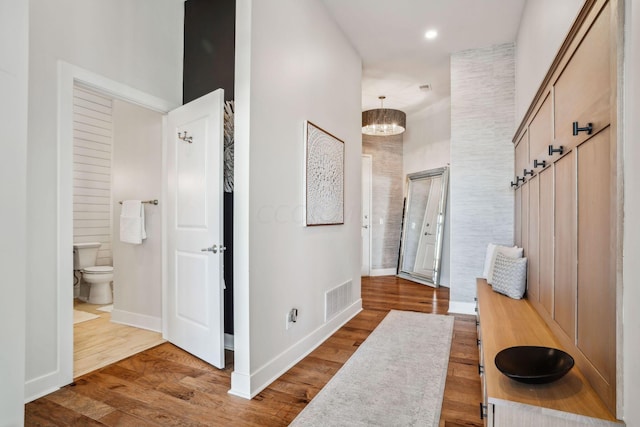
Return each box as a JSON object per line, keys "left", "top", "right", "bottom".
{"left": 183, "top": 0, "right": 235, "bottom": 104}
{"left": 183, "top": 0, "right": 236, "bottom": 334}
{"left": 223, "top": 192, "right": 234, "bottom": 334}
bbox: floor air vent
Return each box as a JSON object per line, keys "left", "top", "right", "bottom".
{"left": 325, "top": 280, "right": 353, "bottom": 322}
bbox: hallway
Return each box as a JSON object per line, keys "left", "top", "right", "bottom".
{"left": 26, "top": 276, "right": 482, "bottom": 426}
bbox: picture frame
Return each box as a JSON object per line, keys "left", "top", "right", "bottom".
{"left": 304, "top": 121, "right": 345, "bottom": 226}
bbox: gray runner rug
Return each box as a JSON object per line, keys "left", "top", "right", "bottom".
{"left": 290, "top": 310, "right": 454, "bottom": 427}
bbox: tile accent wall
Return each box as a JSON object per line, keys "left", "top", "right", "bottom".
{"left": 72, "top": 86, "right": 113, "bottom": 266}
{"left": 450, "top": 43, "right": 515, "bottom": 303}
{"left": 362, "top": 134, "right": 403, "bottom": 270}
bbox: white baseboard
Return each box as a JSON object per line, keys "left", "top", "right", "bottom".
{"left": 229, "top": 371, "right": 252, "bottom": 399}
{"left": 230, "top": 299, "right": 363, "bottom": 399}
{"left": 448, "top": 301, "right": 477, "bottom": 315}
{"left": 224, "top": 333, "right": 234, "bottom": 351}
{"left": 369, "top": 268, "right": 397, "bottom": 277}
{"left": 24, "top": 373, "right": 62, "bottom": 403}
{"left": 111, "top": 309, "right": 161, "bottom": 332}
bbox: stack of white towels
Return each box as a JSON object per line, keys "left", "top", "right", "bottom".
{"left": 120, "top": 200, "right": 147, "bottom": 244}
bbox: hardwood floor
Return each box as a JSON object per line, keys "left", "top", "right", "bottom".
{"left": 26, "top": 277, "right": 482, "bottom": 426}
{"left": 73, "top": 301, "right": 166, "bottom": 378}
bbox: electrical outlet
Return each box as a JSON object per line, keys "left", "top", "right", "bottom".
{"left": 286, "top": 312, "right": 292, "bottom": 330}
{"left": 285, "top": 308, "right": 298, "bottom": 330}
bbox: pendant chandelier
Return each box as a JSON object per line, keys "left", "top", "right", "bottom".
{"left": 361, "top": 96, "right": 406, "bottom": 136}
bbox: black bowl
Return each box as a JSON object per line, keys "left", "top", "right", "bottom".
{"left": 495, "top": 346, "right": 575, "bottom": 384}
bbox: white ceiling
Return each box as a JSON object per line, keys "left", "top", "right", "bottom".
{"left": 322, "top": 0, "right": 527, "bottom": 115}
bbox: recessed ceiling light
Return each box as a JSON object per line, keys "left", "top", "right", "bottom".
{"left": 424, "top": 30, "right": 438, "bottom": 40}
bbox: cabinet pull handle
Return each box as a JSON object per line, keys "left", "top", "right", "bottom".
{"left": 534, "top": 159, "right": 546, "bottom": 168}
{"left": 517, "top": 176, "right": 525, "bottom": 184}
{"left": 478, "top": 364, "right": 484, "bottom": 375}
{"left": 477, "top": 338, "right": 481, "bottom": 346}
{"left": 523, "top": 169, "right": 534, "bottom": 177}
{"left": 510, "top": 181, "right": 518, "bottom": 188}
{"left": 548, "top": 144, "right": 564, "bottom": 156}
{"left": 573, "top": 121, "right": 593, "bottom": 136}
{"left": 479, "top": 403, "right": 487, "bottom": 420}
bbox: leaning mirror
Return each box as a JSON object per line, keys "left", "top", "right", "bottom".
{"left": 398, "top": 167, "right": 449, "bottom": 287}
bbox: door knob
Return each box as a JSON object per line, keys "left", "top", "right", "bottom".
{"left": 201, "top": 245, "right": 218, "bottom": 253}
{"left": 219, "top": 246, "right": 227, "bottom": 252}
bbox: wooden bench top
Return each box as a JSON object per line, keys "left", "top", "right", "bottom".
{"left": 476, "top": 278, "right": 620, "bottom": 423}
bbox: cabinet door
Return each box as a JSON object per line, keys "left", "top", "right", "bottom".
{"left": 554, "top": 2, "right": 611, "bottom": 151}
{"left": 554, "top": 151, "right": 576, "bottom": 341}
{"left": 521, "top": 182, "right": 529, "bottom": 260}
{"left": 527, "top": 176, "right": 539, "bottom": 303}
{"left": 577, "top": 129, "right": 616, "bottom": 408}
{"left": 528, "top": 93, "right": 553, "bottom": 167}
{"left": 515, "top": 131, "right": 529, "bottom": 180}
{"left": 539, "top": 168, "right": 554, "bottom": 316}
{"left": 514, "top": 187, "right": 522, "bottom": 248}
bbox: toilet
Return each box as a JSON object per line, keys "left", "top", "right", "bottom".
{"left": 73, "top": 242, "right": 114, "bottom": 305}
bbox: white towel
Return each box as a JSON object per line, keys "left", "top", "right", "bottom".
{"left": 120, "top": 200, "right": 147, "bottom": 244}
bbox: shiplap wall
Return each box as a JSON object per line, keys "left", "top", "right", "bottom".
{"left": 362, "top": 134, "right": 403, "bottom": 270}
{"left": 73, "top": 86, "right": 113, "bottom": 266}
{"left": 450, "top": 43, "right": 515, "bottom": 304}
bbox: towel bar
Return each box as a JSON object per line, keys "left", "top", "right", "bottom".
{"left": 118, "top": 200, "right": 158, "bottom": 205}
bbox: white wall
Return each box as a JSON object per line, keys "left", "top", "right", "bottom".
{"left": 0, "top": 0, "right": 28, "bottom": 423}
{"left": 403, "top": 97, "right": 451, "bottom": 178}
{"left": 111, "top": 99, "right": 164, "bottom": 331}
{"left": 26, "top": 0, "right": 183, "bottom": 400}
{"left": 623, "top": 1, "right": 640, "bottom": 424}
{"left": 233, "top": 0, "right": 362, "bottom": 398}
{"left": 403, "top": 96, "right": 451, "bottom": 286}
{"left": 450, "top": 43, "right": 515, "bottom": 311}
{"left": 515, "top": 0, "right": 584, "bottom": 122}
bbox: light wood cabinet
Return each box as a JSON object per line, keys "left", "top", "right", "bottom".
{"left": 554, "top": 2, "right": 611, "bottom": 152}
{"left": 514, "top": 187, "right": 522, "bottom": 247}
{"left": 553, "top": 151, "right": 576, "bottom": 342}
{"left": 576, "top": 128, "right": 616, "bottom": 407}
{"left": 527, "top": 176, "right": 539, "bottom": 303}
{"left": 511, "top": 0, "right": 621, "bottom": 417}
{"left": 538, "top": 167, "right": 554, "bottom": 317}
{"left": 515, "top": 131, "right": 529, "bottom": 181}
{"left": 521, "top": 182, "right": 529, "bottom": 266}
{"left": 528, "top": 93, "right": 553, "bottom": 168}
{"left": 476, "top": 280, "right": 620, "bottom": 427}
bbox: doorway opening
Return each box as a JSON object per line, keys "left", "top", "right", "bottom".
{"left": 55, "top": 61, "right": 230, "bottom": 387}
{"left": 71, "top": 83, "right": 165, "bottom": 377}
{"left": 361, "top": 154, "right": 372, "bottom": 276}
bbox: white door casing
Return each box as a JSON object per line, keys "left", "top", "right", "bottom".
{"left": 165, "top": 89, "right": 225, "bottom": 368}
{"left": 414, "top": 175, "right": 443, "bottom": 279}
{"left": 361, "top": 155, "right": 372, "bottom": 276}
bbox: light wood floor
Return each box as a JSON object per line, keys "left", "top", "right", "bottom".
{"left": 73, "top": 300, "right": 165, "bottom": 378}
{"left": 27, "top": 277, "right": 482, "bottom": 426}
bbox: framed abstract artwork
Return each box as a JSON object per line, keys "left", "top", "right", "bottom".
{"left": 304, "top": 121, "right": 344, "bottom": 226}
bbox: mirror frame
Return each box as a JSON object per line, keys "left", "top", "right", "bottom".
{"left": 397, "top": 167, "right": 449, "bottom": 287}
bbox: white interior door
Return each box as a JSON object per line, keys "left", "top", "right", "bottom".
{"left": 165, "top": 89, "right": 225, "bottom": 368}
{"left": 414, "top": 175, "right": 443, "bottom": 279}
{"left": 361, "top": 155, "right": 372, "bottom": 276}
